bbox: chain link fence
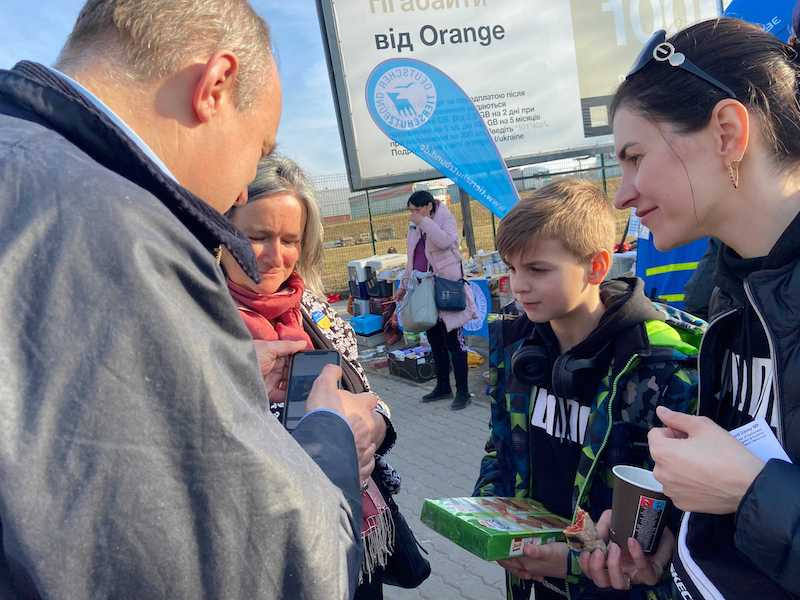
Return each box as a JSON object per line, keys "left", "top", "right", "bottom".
{"left": 311, "top": 153, "right": 626, "bottom": 294}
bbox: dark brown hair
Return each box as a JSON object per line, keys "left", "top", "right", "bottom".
{"left": 611, "top": 18, "right": 800, "bottom": 169}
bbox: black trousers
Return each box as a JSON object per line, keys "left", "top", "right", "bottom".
{"left": 426, "top": 320, "right": 469, "bottom": 394}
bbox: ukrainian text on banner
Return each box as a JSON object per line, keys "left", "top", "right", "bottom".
{"left": 318, "top": 0, "right": 720, "bottom": 189}
{"left": 366, "top": 58, "right": 519, "bottom": 217}
{"left": 724, "top": 0, "right": 796, "bottom": 41}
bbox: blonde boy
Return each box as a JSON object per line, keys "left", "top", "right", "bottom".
{"left": 473, "top": 180, "right": 702, "bottom": 600}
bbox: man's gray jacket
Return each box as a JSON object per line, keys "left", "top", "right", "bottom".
{"left": 0, "top": 62, "right": 362, "bottom": 599}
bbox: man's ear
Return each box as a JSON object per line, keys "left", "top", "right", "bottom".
{"left": 587, "top": 249, "right": 611, "bottom": 285}
{"left": 192, "top": 51, "right": 240, "bottom": 123}
{"left": 710, "top": 99, "right": 750, "bottom": 164}
{"left": 232, "top": 188, "right": 248, "bottom": 208}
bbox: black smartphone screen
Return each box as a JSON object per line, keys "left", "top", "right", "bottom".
{"left": 283, "top": 350, "right": 340, "bottom": 431}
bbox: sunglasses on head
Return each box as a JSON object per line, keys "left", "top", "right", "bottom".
{"left": 626, "top": 29, "right": 738, "bottom": 99}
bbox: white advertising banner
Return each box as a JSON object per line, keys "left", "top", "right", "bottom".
{"left": 318, "top": 0, "right": 721, "bottom": 189}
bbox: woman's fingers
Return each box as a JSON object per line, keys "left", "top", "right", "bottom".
{"left": 606, "top": 543, "right": 629, "bottom": 590}
{"left": 626, "top": 538, "right": 658, "bottom": 584}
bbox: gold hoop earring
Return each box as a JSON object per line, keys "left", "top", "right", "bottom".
{"left": 728, "top": 161, "right": 740, "bottom": 190}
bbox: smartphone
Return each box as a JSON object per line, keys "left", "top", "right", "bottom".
{"left": 282, "top": 350, "right": 341, "bottom": 432}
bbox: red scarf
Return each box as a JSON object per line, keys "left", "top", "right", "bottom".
{"left": 227, "top": 273, "right": 313, "bottom": 349}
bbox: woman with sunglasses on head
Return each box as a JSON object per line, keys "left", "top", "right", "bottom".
{"left": 580, "top": 18, "right": 800, "bottom": 600}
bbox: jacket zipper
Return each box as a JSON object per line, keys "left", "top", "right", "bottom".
{"left": 675, "top": 308, "right": 738, "bottom": 600}
{"left": 695, "top": 308, "right": 737, "bottom": 420}
{"left": 743, "top": 281, "right": 785, "bottom": 445}
{"left": 680, "top": 303, "right": 779, "bottom": 600}
{"left": 565, "top": 353, "right": 638, "bottom": 600}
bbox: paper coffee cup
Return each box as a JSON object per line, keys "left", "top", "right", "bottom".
{"left": 610, "top": 465, "right": 671, "bottom": 554}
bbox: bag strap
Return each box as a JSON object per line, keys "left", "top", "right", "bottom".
{"left": 301, "top": 306, "right": 366, "bottom": 394}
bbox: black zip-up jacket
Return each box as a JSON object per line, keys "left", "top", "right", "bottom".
{"left": 671, "top": 212, "right": 800, "bottom": 599}
{"left": 0, "top": 62, "right": 362, "bottom": 599}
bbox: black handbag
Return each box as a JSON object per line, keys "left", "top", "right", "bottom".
{"left": 433, "top": 256, "right": 467, "bottom": 311}
{"left": 433, "top": 275, "right": 467, "bottom": 311}
{"left": 378, "top": 494, "right": 431, "bottom": 589}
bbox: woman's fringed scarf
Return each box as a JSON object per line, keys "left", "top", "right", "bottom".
{"left": 227, "top": 273, "right": 393, "bottom": 582}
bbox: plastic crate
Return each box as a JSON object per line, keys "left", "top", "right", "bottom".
{"left": 352, "top": 314, "right": 384, "bottom": 336}
{"left": 369, "top": 297, "right": 392, "bottom": 315}
{"left": 367, "top": 278, "right": 395, "bottom": 298}
{"left": 347, "top": 258, "right": 371, "bottom": 283}
{"left": 387, "top": 348, "right": 436, "bottom": 382}
{"left": 348, "top": 280, "right": 369, "bottom": 300}
{"left": 352, "top": 298, "right": 371, "bottom": 316}
{"left": 356, "top": 331, "right": 386, "bottom": 348}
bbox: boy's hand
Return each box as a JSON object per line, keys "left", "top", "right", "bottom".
{"left": 498, "top": 542, "right": 568, "bottom": 581}
{"left": 579, "top": 510, "right": 674, "bottom": 590}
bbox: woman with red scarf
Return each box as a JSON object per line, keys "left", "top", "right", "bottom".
{"left": 221, "top": 156, "right": 401, "bottom": 599}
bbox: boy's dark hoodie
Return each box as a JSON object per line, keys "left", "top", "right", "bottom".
{"left": 475, "top": 277, "right": 703, "bottom": 600}
{"left": 526, "top": 278, "right": 665, "bottom": 519}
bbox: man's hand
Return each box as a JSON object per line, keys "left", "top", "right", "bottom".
{"left": 649, "top": 406, "right": 765, "bottom": 514}
{"left": 252, "top": 340, "right": 308, "bottom": 405}
{"left": 579, "top": 510, "right": 673, "bottom": 590}
{"left": 306, "top": 365, "right": 380, "bottom": 483}
{"left": 498, "top": 542, "right": 569, "bottom": 582}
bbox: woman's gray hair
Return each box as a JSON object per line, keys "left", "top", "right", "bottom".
{"left": 245, "top": 155, "right": 325, "bottom": 296}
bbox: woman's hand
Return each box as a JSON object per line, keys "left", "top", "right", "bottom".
{"left": 649, "top": 406, "right": 765, "bottom": 514}
{"left": 395, "top": 287, "right": 406, "bottom": 301}
{"left": 409, "top": 203, "right": 431, "bottom": 226}
{"left": 252, "top": 339, "right": 308, "bottom": 404}
{"left": 579, "top": 510, "right": 674, "bottom": 590}
{"left": 498, "top": 542, "right": 569, "bottom": 581}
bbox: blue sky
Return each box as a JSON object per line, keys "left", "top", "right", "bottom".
{"left": 0, "top": 1, "right": 347, "bottom": 175}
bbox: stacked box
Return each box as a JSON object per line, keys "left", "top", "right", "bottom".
{"left": 387, "top": 346, "right": 435, "bottom": 382}
{"left": 356, "top": 332, "right": 385, "bottom": 348}
{"left": 420, "top": 497, "right": 569, "bottom": 561}
{"left": 367, "top": 279, "right": 394, "bottom": 298}
{"left": 369, "top": 297, "right": 391, "bottom": 315}
{"left": 348, "top": 280, "right": 369, "bottom": 300}
{"left": 352, "top": 298, "right": 371, "bottom": 316}
{"left": 351, "top": 314, "right": 383, "bottom": 336}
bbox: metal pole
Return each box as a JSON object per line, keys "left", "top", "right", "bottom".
{"left": 491, "top": 213, "right": 497, "bottom": 247}
{"left": 600, "top": 152, "right": 608, "bottom": 195}
{"left": 459, "top": 187, "right": 477, "bottom": 257}
{"left": 365, "top": 189, "right": 377, "bottom": 255}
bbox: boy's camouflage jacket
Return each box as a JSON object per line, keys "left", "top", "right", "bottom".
{"left": 473, "top": 303, "right": 704, "bottom": 600}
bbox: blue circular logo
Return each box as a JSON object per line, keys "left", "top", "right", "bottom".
{"left": 373, "top": 66, "right": 437, "bottom": 131}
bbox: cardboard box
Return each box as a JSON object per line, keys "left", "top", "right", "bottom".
{"left": 420, "top": 497, "right": 569, "bottom": 561}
